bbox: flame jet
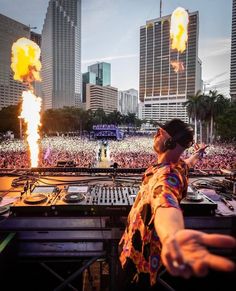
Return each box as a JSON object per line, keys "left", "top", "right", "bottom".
{"left": 170, "top": 60, "right": 185, "bottom": 73}
{"left": 170, "top": 7, "right": 189, "bottom": 73}
{"left": 11, "top": 37, "right": 42, "bottom": 168}
{"left": 170, "top": 7, "right": 189, "bottom": 53}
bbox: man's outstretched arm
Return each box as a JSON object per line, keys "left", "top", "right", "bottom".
{"left": 154, "top": 206, "right": 236, "bottom": 278}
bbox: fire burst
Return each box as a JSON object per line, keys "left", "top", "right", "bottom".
{"left": 11, "top": 38, "right": 41, "bottom": 83}
{"left": 170, "top": 7, "right": 189, "bottom": 53}
{"left": 20, "top": 91, "right": 41, "bottom": 167}
{"left": 11, "top": 37, "right": 42, "bottom": 168}
{"left": 170, "top": 7, "right": 189, "bottom": 73}
{"left": 171, "top": 60, "right": 185, "bottom": 73}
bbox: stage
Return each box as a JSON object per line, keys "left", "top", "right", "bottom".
{"left": 0, "top": 172, "right": 235, "bottom": 290}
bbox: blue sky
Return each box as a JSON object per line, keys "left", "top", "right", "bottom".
{"left": 0, "top": 0, "right": 232, "bottom": 95}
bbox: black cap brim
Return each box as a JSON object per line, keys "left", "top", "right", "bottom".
{"left": 156, "top": 122, "right": 165, "bottom": 129}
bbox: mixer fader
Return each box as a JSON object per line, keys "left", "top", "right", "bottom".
{"left": 52, "top": 185, "right": 140, "bottom": 216}
{"left": 89, "top": 185, "right": 138, "bottom": 206}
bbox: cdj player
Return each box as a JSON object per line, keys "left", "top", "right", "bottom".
{"left": 9, "top": 181, "right": 219, "bottom": 217}
{"left": 10, "top": 185, "right": 59, "bottom": 216}
{"left": 180, "top": 186, "right": 217, "bottom": 216}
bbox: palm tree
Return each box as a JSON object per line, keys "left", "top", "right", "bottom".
{"left": 107, "top": 110, "right": 123, "bottom": 125}
{"left": 93, "top": 108, "right": 107, "bottom": 124}
{"left": 197, "top": 94, "right": 208, "bottom": 143}
{"left": 216, "top": 101, "right": 236, "bottom": 141}
{"left": 206, "top": 90, "right": 225, "bottom": 143}
{"left": 183, "top": 90, "right": 203, "bottom": 143}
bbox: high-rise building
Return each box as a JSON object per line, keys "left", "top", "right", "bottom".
{"left": 30, "top": 31, "right": 41, "bottom": 47}
{"left": 196, "top": 58, "right": 203, "bottom": 93}
{"left": 82, "top": 72, "right": 96, "bottom": 103}
{"left": 0, "top": 14, "right": 30, "bottom": 109}
{"left": 139, "top": 11, "right": 200, "bottom": 122}
{"left": 41, "top": 0, "right": 81, "bottom": 110}
{"left": 230, "top": 0, "right": 236, "bottom": 101}
{"left": 86, "top": 84, "right": 118, "bottom": 114}
{"left": 118, "top": 89, "right": 138, "bottom": 116}
{"left": 88, "top": 62, "right": 111, "bottom": 87}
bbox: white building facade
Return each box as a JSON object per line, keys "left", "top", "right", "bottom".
{"left": 118, "top": 89, "right": 138, "bottom": 116}
{"left": 139, "top": 11, "right": 201, "bottom": 123}
{"left": 86, "top": 84, "right": 118, "bottom": 114}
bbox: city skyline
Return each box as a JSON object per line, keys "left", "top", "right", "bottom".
{"left": 0, "top": 0, "right": 232, "bottom": 96}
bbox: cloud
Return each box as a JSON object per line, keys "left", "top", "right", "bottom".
{"left": 82, "top": 53, "right": 138, "bottom": 65}
{"left": 200, "top": 37, "right": 231, "bottom": 96}
{"left": 200, "top": 37, "right": 231, "bottom": 59}
{"left": 204, "top": 71, "right": 228, "bottom": 83}
{"left": 209, "top": 79, "right": 230, "bottom": 88}
{"left": 205, "top": 78, "right": 230, "bottom": 97}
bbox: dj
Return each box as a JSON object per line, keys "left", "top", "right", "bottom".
{"left": 119, "top": 118, "right": 236, "bottom": 290}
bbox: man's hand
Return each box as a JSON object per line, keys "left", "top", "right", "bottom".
{"left": 161, "top": 229, "right": 236, "bottom": 279}
{"left": 194, "top": 144, "right": 209, "bottom": 157}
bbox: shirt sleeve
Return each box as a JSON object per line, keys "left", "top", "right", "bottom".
{"left": 150, "top": 171, "right": 183, "bottom": 216}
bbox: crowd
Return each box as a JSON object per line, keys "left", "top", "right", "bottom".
{"left": 109, "top": 137, "right": 236, "bottom": 171}
{"left": 0, "top": 137, "right": 99, "bottom": 168}
{"left": 184, "top": 143, "right": 236, "bottom": 172}
{"left": 0, "top": 136, "right": 235, "bottom": 171}
{"left": 109, "top": 137, "right": 156, "bottom": 168}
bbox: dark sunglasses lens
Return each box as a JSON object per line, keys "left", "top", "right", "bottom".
{"left": 156, "top": 128, "right": 160, "bottom": 135}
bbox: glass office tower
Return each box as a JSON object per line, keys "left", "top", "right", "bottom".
{"left": 88, "top": 62, "right": 111, "bottom": 87}
{"left": 41, "top": 0, "right": 81, "bottom": 109}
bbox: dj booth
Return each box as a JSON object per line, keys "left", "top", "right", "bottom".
{"left": 0, "top": 167, "right": 235, "bottom": 291}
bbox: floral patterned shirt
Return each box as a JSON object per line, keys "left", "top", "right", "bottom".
{"left": 119, "top": 159, "right": 189, "bottom": 286}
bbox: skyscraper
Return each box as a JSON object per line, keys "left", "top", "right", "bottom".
{"left": 118, "top": 89, "right": 138, "bottom": 116}
{"left": 41, "top": 0, "right": 81, "bottom": 110}
{"left": 230, "top": 0, "right": 236, "bottom": 101}
{"left": 88, "top": 62, "right": 111, "bottom": 87}
{"left": 139, "top": 11, "right": 200, "bottom": 122}
{"left": 86, "top": 84, "right": 118, "bottom": 114}
{"left": 30, "top": 31, "right": 41, "bottom": 47}
{"left": 82, "top": 72, "right": 96, "bottom": 103}
{"left": 0, "top": 14, "right": 30, "bottom": 109}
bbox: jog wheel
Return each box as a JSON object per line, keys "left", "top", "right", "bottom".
{"left": 186, "top": 193, "right": 203, "bottom": 202}
{"left": 63, "top": 192, "right": 85, "bottom": 203}
{"left": 24, "top": 193, "right": 48, "bottom": 204}
{"left": 0, "top": 206, "right": 10, "bottom": 215}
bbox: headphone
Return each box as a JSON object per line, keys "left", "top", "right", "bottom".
{"left": 163, "top": 127, "right": 193, "bottom": 151}
{"left": 163, "top": 137, "right": 177, "bottom": 151}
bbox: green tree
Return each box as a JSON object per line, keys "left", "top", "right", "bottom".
{"left": 183, "top": 90, "right": 203, "bottom": 143}
{"left": 107, "top": 110, "right": 123, "bottom": 125}
{"left": 204, "top": 90, "right": 228, "bottom": 143}
{"left": 215, "top": 101, "right": 236, "bottom": 141}
{"left": 93, "top": 108, "right": 107, "bottom": 124}
{"left": 0, "top": 103, "right": 22, "bottom": 137}
{"left": 83, "top": 109, "right": 94, "bottom": 132}
{"left": 42, "top": 109, "right": 63, "bottom": 133}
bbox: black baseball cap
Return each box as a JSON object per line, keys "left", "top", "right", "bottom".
{"left": 157, "top": 118, "right": 194, "bottom": 148}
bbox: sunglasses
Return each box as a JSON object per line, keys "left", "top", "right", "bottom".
{"left": 155, "top": 128, "right": 165, "bottom": 137}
